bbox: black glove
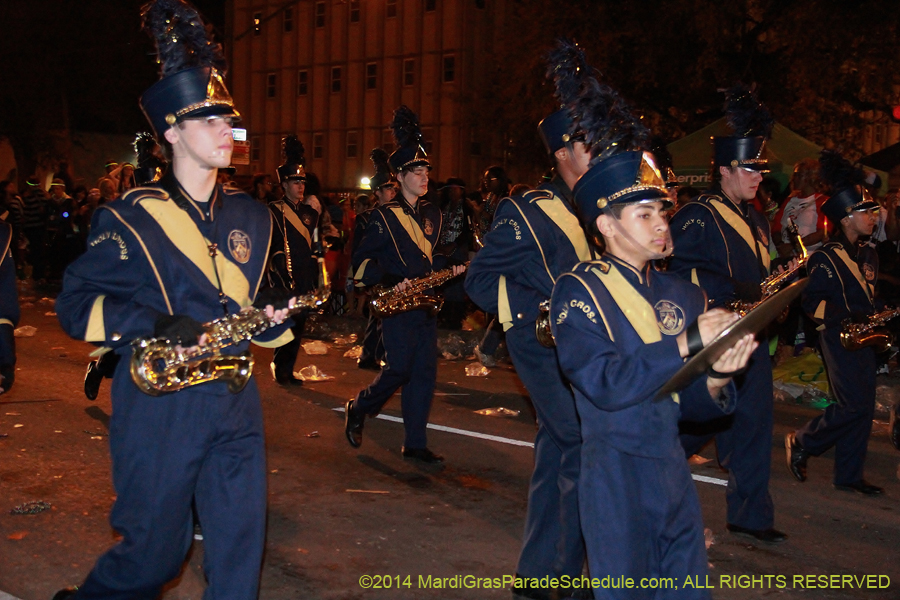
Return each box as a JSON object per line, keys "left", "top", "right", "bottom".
{"left": 253, "top": 287, "right": 292, "bottom": 310}
{"left": 733, "top": 280, "right": 763, "bottom": 303}
{"left": 0, "top": 364, "right": 14, "bottom": 393}
{"left": 154, "top": 314, "right": 205, "bottom": 346}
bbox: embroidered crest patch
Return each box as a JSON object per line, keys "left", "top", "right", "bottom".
{"left": 228, "top": 229, "right": 251, "bottom": 264}
{"left": 423, "top": 217, "right": 434, "bottom": 236}
{"left": 301, "top": 213, "right": 313, "bottom": 226}
{"left": 655, "top": 300, "right": 685, "bottom": 336}
{"left": 757, "top": 226, "right": 769, "bottom": 248}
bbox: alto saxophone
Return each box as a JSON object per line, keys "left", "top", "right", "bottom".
{"left": 130, "top": 264, "right": 331, "bottom": 396}
{"left": 840, "top": 307, "right": 900, "bottom": 352}
{"left": 369, "top": 264, "right": 466, "bottom": 318}
{"left": 729, "top": 217, "right": 807, "bottom": 316}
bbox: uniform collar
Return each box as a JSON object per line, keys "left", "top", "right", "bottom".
{"left": 604, "top": 253, "right": 650, "bottom": 286}
{"left": 159, "top": 169, "right": 222, "bottom": 221}
{"left": 543, "top": 176, "right": 577, "bottom": 213}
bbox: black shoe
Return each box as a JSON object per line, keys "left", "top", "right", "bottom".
{"left": 401, "top": 447, "right": 444, "bottom": 464}
{"left": 84, "top": 361, "right": 103, "bottom": 401}
{"left": 345, "top": 400, "right": 365, "bottom": 448}
{"left": 357, "top": 358, "right": 381, "bottom": 371}
{"left": 834, "top": 481, "right": 884, "bottom": 496}
{"left": 890, "top": 402, "right": 900, "bottom": 451}
{"left": 52, "top": 588, "right": 78, "bottom": 600}
{"left": 270, "top": 363, "right": 303, "bottom": 386}
{"left": 726, "top": 523, "right": 787, "bottom": 544}
{"left": 785, "top": 432, "right": 809, "bottom": 482}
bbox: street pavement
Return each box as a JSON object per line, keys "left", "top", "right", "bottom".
{"left": 1, "top": 298, "right": 899, "bottom": 600}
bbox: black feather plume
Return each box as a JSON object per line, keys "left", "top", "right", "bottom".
{"left": 572, "top": 77, "right": 650, "bottom": 161}
{"left": 133, "top": 132, "right": 157, "bottom": 164}
{"left": 389, "top": 105, "right": 424, "bottom": 149}
{"left": 141, "top": 0, "right": 226, "bottom": 78}
{"left": 545, "top": 38, "right": 591, "bottom": 108}
{"left": 819, "top": 149, "right": 865, "bottom": 193}
{"left": 282, "top": 135, "right": 305, "bottom": 165}
{"left": 370, "top": 148, "right": 390, "bottom": 172}
{"left": 722, "top": 83, "right": 773, "bottom": 138}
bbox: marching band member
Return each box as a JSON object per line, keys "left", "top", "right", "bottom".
{"left": 465, "top": 40, "right": 593, "bottom": 600}
{"left": 267, "top": 135, "right": 320, "bottom": 386}
{"left": 53, "top": 1, "right": 293, "bottom": 597}
{"left": 668, "top": 85, "right": 788, "bottom": 544}
{"left": 344, "top": 106, "right": 464, "bottom": 464}
{"left": 353, "top": 149, "right": 395, "bottom": 371}
{"left": 550, "top": 74, "right": 755, "bottom": 598}
{"left": 786, "top": 150, "right": 884, "bottom": 496}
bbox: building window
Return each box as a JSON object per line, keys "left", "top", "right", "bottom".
{"left": 442, "top": 55, "right": 455, "bottom": 83}
{"left": 366, "top": 63, "right": 378, "bottom": 90}
{"left": 297, "top": 70, "right": 308, "bottom": 96}
{"left": 266, "top": 73, "right": 277, "bottom": 99}
{"left": 387, "top": 0, "right": 397, "bottom": 18}
{"left": 425, "top": 0, "right": 436, "bottom": 10}
{"left": 331, "top": 67, "right": 342, "bottom": 93}
{"left": 403, "top": 59, "right": 415, "bottom": 87}
{"left": 347, "top": 131, "right": 359, "bottom": 158}
{"left": 315, "top": 1, "right": 326, "bottom": 27}
{"left": 251, "top": 136, "right": 261, "bottom": 162}
{"left": 253, "top": 11, "right": 262, "bottom": 35}
{"left": 350, "top": 0, "right": 361, "bottom": 22}
{"left": 382, "top": 129, "right": 394, "bottom": 152}
{"left": 283, "top": 7, "right": 294, "bottom": 32}
{"left": 313, "top": 133, "right": 325, "bottom": 159}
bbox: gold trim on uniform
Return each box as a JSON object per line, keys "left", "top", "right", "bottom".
{"left": 251, "top": 328, "right": 294, "bottom": 348}
{"left": 85, "top": 295, "right": 106, "bottom": 343}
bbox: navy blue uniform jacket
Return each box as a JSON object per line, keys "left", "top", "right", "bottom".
{"left": 669, "top": 191, "right": 772, "bottom": 307}
{"left": 56, "top": 180, "right": 293, "bottom": 388}
{"left": 267, "top": 198, "right": 319, "bottom": 294}
{"left": 352, "top": 198, "right": 445, "bottom": 287}
{"left": 551, "top": 257, "right": 736, "bottom": 456}
{"left": 802, "top": 236, "right": 878, "bottom": 328}
{"left": 465, "top": 180, "right": 593, "bottom": 331}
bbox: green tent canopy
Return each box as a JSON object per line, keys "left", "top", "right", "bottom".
{"left": 667, "top": 119, "right": 888, "bottom": 195}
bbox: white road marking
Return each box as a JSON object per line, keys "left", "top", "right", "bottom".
{"left": 333, "top": 407, "right": 730, "bottom": 486}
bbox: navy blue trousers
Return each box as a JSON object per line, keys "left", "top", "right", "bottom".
{"left": 358, "top": 310, "right": 385, "bottom": 365}
{"left": 680, "top": 342, "right": 775, "bottom": 531}
{"left": 580, "top": 441, "right": 710, "bottom": 599}
{"left": 272, "top": 313, "right": 307, "bottom": 377}
{"left": 354, "top": 310, "right": 437, "bottom": 449}
{"left": 73, "top": 368, "right": 267, "bottom": 600}
{"left": 506, "top": 326, "right": 585, "bottom": 580}
{"left": 797, "top": 330, "right": 876, "bottom": 485}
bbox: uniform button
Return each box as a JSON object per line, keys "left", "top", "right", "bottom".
{"left": 516, "top": 313, "right": 524, "bottom": 319}
{"left": 111, "top": 332, "right": 122, "bottom": 341}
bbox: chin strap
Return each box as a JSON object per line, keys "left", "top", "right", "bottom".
{"left": 603, "top": 205, "right": 674, "bottom": 261}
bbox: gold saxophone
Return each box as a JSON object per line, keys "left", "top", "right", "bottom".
{"left": 369, "top": 264, "right": 466, "bottom": 318}
{"left": 840, "top": 307, "right": 900, "bottom": 352}
{"left": 729, "top": 217, "right": 808, "bottom": 316}
{"left": 130, "top": 262, "right": 330, "bottom": 396}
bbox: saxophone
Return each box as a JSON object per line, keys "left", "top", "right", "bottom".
{"left": 729, "top": 217, "right": 807, "bottom": 316}
{"left": 369, "top": 264, "right": 466, "bottom": 318}
{"left": 840, "top": 307, "right": 900, "bottom": 352}
{"left": 130, "top": 265, "right": 330, "bottom": 396}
